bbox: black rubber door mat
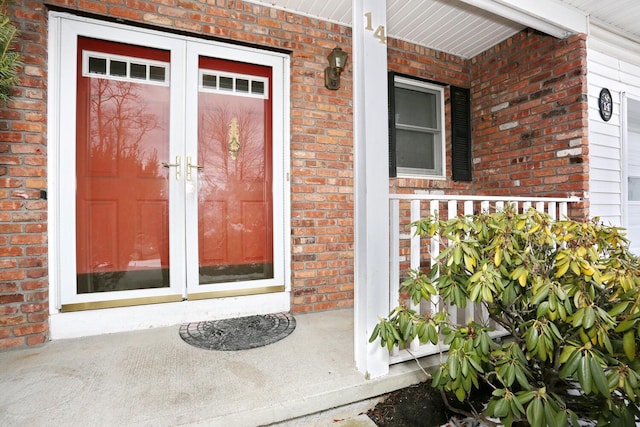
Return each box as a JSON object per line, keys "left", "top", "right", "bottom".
{"left": 179, "top": 312, "right": 296, "bottom": 351}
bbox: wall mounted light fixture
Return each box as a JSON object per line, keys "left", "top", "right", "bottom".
{"left": 324, "top": 47, "right": 348, "bottom": 90}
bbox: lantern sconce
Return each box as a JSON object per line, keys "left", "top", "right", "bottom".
{"left": 324, "top": 47, "right": 348, "bottom": 90}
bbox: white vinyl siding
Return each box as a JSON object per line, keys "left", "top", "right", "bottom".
{"left": 588, "top": 38, "right": 640, "bottom": 254}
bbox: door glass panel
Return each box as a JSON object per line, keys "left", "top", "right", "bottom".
{"left": 197, "top": 57, "right": 273, "bottom": 284}
{"left": 76, "top": 37, "right": 171, "bottom": 293}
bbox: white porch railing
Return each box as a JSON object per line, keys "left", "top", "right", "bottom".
{"left": 388, "top": 194, "right": 581, "bottom": 364}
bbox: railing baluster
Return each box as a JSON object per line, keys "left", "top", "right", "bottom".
{"left": 409, "top": 200, "right": 421, "bottom": 352}
{"left": 462, "top": 201, "right": 475, "bottom": 324}
{"left": 447, "top": 201, "right": 460, "bottom": 324}
{"left": 559, "top": 202, "right": 567, "bottom": 219}
{"left": 464, "top": 200, "right": 473, "bottom": 216}
{"left": 389, "top": 199, "right": 401, "bottom": 359}
{"left": 389, "top": 199, "right": 400, "bottom": 309}
{"left": 548, "top": 202, "right": 557, "bottom": 220}
{"left": 429, "top": 200, "right": 440, "bottom": 318}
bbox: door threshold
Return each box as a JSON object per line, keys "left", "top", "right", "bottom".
{"left": 50, "top": 291, "right": 290, "bottom": 340}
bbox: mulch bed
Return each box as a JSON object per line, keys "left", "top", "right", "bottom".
{"left": 367, "top": 381, "right": 492, "bottom": 427}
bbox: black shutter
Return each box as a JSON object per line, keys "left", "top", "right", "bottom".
{"left": 388, "top": 72, "right": 397, "bottom": 177}
{"left": 450, "top": 86, "right": 472, "bottom": 182}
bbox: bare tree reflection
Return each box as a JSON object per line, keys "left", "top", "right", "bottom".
{"left": 197, "top": 98, "right": 265, "bottom": 193}
{"left": 77, "top": 77, "right": 170, "bottom": 293}
{"left": 88, "top": 79, "right": 165, "bottom": 177}
{"left": 196, "top": 93, "right": 272, "bottom": 281}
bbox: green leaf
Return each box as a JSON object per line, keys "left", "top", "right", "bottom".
{"left": 526, "top": 398, "right": 544, "bottom": 427}
{"left": 609, "top": 301, "right": 630, "bottom": 317}
{"left": 532, "top": 285, "right": 550, "bottom": 306}
{"left": 431, "top": 365, "right": 443, "bottom": 386}
{"left": 517, "top": 390, "right": 536, "bottom": 406}
{"left": 623, "top": 330, "right": 636, "bottom": 361}
{"left": 537, "top": 301, "right": 550, "bottom": 318}
{"left": 368, "top": 323, "right": 380, "bottom": 343}
{"left": 515, "top": 366, "right": 531, "bottom": 390}
{"left": 559, "top": 349, "right": 581, "bottom": 378}
{"left": 558, "top": 345, "right": 575, "bottom": 364}
{"left": 526, "top": 326, "right": 539, "bottom": 352}
{"left": 577, "top": 354, "right": 592, "bottom": 394}
{"left": 615, "top": 316, "right": 637, "bottom": 333}
{"left": 589, "top": 355, "right": 610, "bottom": 397}
{"left": 583, "top": 306, "right": 595, "bottom": 329}
{"left": 449, "top": 354, "right": 459, "bottom": 380}
{"left": 555, "top": 410, "right": 568, "bottom": 427}
{"left": 544, "top": 400, "right": 559, "bottom": 427}
{"left": 572, "top": 308, "right": 584, "bottom": 328}
{"left": 493, "top": 398, "right": 510, "bottom": 418}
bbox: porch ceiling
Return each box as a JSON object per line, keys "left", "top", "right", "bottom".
{"left": 252, "top": 0, "right": 640, "bottom": 58}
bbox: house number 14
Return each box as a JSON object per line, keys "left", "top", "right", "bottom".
{"left": 364, "top": 12, "right": 386, "bottom": 44}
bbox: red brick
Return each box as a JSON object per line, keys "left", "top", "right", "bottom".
{"left": 0, "top": 294, "right": 24, "bottom": 304}
{"left": 0, "top": 337, "right": 24, "bottom": 349}
{"left": 20, "top": 302, "right": 47, "bottom": 313}
{"left": 21, "top": 280, "right": 49, "bottom": 291}
{"left": 26, "top": 333, "right": 47, "bottom": 345}
{"left": 27, "top": 311, "right": 48, "bottom": 323}
{"left": 0, "top": 315, "right": 25, "bottom": 326}
{"left": 25, "top": 290, "right": 47, "bottom": 301}
{"left": 13, "top": 323, "right": 47, "bottom": 336}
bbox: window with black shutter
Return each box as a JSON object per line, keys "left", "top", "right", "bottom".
{"left": 388, "top": 73, "right": 472, "bottom": 181}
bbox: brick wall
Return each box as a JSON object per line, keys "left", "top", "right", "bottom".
{"left": 470, "top": 30, "right": 589, "bottom": 219}
{"left": 0, "top": 1, "right": 49, "bottom": 350}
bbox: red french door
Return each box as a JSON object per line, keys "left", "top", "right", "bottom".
{"left": 194, "top": 57, "right": 274, "bottom": 287}
{"left": 65, "top": 34, "right": 280, "bottom": 309}
{"left": 75, "top": 37, "right": 172, "bottom": 294}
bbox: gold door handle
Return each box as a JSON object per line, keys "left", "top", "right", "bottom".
{"left": 186, "top": 156, "right": 204, "bottom": 181}
{"left": 162, "top": 155, "right": 181, "bottom": 180}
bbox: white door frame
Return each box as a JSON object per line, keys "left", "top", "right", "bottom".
{"left": 47, "top": 12, "right": 291, "bottom": 339}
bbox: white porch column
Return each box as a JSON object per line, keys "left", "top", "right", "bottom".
{"left": 353, "top": 0, "right": 390, "bottom": 378}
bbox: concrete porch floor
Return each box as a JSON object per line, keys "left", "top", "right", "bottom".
{"left": 0, "top": 309, "right": 433, "bottom": 427}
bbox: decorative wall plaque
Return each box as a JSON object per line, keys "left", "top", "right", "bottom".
{"left": 599, "top": 88, "right": 613, "bottom": 122}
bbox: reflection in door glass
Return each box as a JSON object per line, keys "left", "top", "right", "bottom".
{"left": 76, "top": 39, "right": 171, "bottom": 294}
{"left": 197, "top": 63, "right": 273, "bottom": 284}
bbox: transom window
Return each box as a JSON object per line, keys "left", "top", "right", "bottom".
{"left": 83, "top": 51, "right": 169, "bottom": 86}
{"left": 200, "top": 70, "right": 268, "bottom": 99}
{"left": 390, "top": 75, "right": 445, "bottom": 178}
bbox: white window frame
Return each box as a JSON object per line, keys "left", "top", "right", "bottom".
{"left": 622, "top": 92, "right": 640, "bottom": 255}
{"left": 392, "top": 75, "right": 446, "bottom": 179}
{"left": 82, "top": 50, "right": 171, "bottom": 86}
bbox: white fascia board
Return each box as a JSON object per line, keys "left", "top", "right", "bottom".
{"left": 589, "top": 21, "right": 640, "bottom": 66}
{"left": 461, "top": 0, "right": 588, "bottom": 38}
